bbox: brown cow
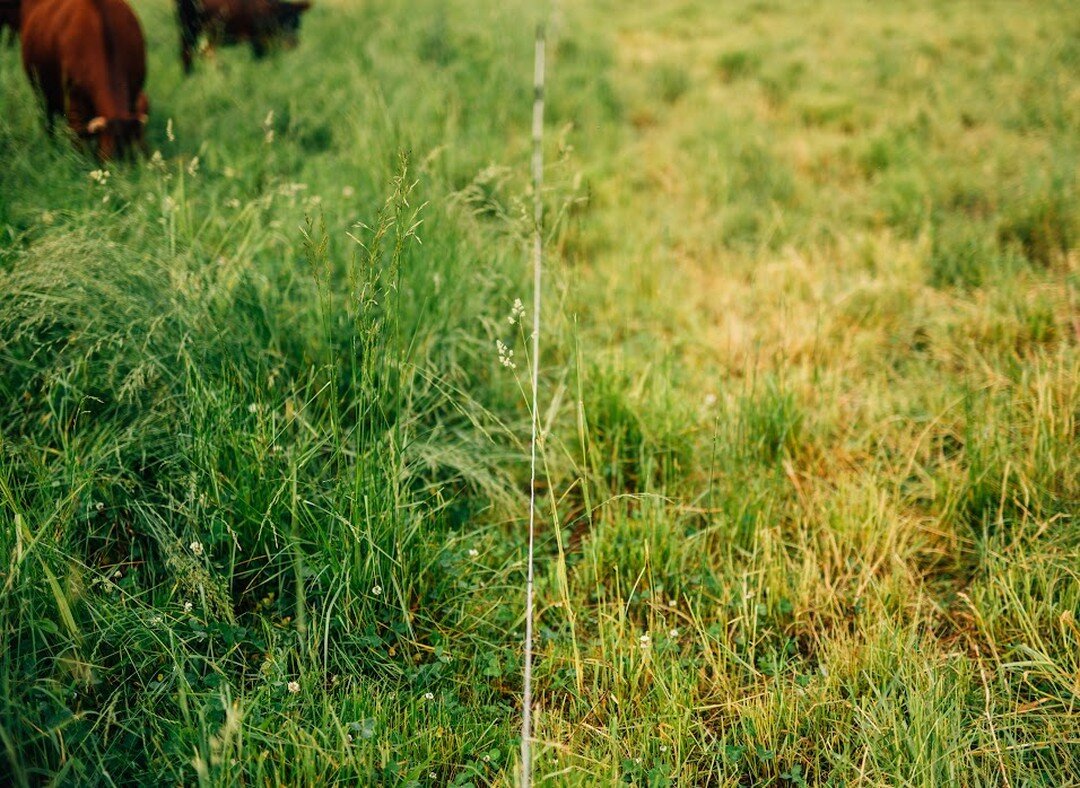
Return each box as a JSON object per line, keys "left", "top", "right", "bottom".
{"left": 21, "top": 0, "right": 149, "bottom": 159}
{"left": 0, "top": 0, "right": 19, "bottom": 43}
{"left": 177, "top": 0, "right": 312, "bottom": 74}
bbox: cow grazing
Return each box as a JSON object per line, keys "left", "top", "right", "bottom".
{"left": 0, "top": 0, "right": 19, "bottom": 43}
{"left": 177, "top": 0, "right": 312, "bottom": 74}
{"left": 21, "top": 0, "right": 149, "bottom": 160}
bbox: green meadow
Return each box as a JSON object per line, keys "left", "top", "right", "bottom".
{"left": 1, "top": 0, "right": 1078, "bottom": 784}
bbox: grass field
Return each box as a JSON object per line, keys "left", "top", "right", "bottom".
{"left": 1, "top": 0, "right": 1078, "bottom": 784}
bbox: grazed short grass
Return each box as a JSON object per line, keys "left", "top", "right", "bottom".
{"left": 0, "top": 0, "right": 1077, "bottom": 785}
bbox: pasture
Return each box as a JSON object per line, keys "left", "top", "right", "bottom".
{"left": 1, "top": 0, "right": 1078, "bottom": 784}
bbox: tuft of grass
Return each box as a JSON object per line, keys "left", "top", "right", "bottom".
{"left": 715, "top": 49, "right": 762, "bottom": 82}
{"left": 648, "top": 62, "right": 691, "bottom": 105}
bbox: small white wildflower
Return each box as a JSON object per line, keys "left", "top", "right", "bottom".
{"left": 189, "top": 541, "right": 204, "bottom": 556}
{"left": 346, "top": 734, "right": 354, "bottom": 743}
{"left": 483, "top": 755, "right": 491, "bottom": 763}
{"left": 669, "top": 628, "right": 679, "bottom": 639}
{"left": 468, "top": 548, "right": 479, "bottom": 558}
{"left": 660, "top": 745, "right": 668, "bottom": 752}
{"left": 423, "top": 691, "right": 434, "bottom": 700}
{"left": 287, "top": 680, "right": 300, "bottom": 694}
{"left": 703, "top": 393, "right": 718, "bottom": 408}
{"left": 94, "top": 501, "right": 106, "bottom": 513}
{"left": 496, "top": 339, "right": 516, "bottom": 369}
{"left": 342, "top": 185, "right": 355, "bottom": 198}
{"left": 166, "top": 118, "right": 175, "bottom": 142}
{"left": 187, "top": 156, "right": 200, "bottom": 177}
{"left": 639, "top": 633, "right": 651, "bottom": 650}
{"left": 183, "top": 600, "right": 193, "bottom": 614}
{"left": 372, "top": 584, "right": 382, "bottom": 596}
{"left": 113, "top": 569, "right": 122, "bottom": 579}
{"left": 429, "top": 774, "right": 436, "bottom": 780}
{"left": 150, "top": 615, "right": 163, "bottom": 626}
{"left": 89, "top": 169, "right": 110, "bottom": 185}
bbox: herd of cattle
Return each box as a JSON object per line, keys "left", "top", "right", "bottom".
{"left": 0, "top": 0, "right": 312, "bottom": 159}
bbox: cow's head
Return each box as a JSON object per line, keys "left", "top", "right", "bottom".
{"left": 87, "top": 96, "right": 149, "bottom": 160}
{"left": 254, "top": 1, "right": 311, "bottom": 54}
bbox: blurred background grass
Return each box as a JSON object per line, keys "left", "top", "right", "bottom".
{"left": 0, "top": 0, "right": 1077, "bottom": 784}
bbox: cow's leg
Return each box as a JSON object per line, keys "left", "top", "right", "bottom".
{"left": 179, "top": 14, "right": 199, "bottom": 74}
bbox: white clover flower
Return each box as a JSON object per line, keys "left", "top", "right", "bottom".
{"left": 639, "top": 633, "right": 651, "bottom": 650}
{"left": 468, "top": 548, "right": 479, "bottom": 558}
{"left": 372, "top": 585, "right": 382, "bottom": 596}
{"left": 190, "top": 541, "right": 204, "bottom": 556}
{"left": 423, "top": 691, "right": 434, "bottom": 700}
{"left": 287, "top": 681, "right": 300, "bottom": 694}
{"left": 668, "top": 628, "right": 679, "bottom": 640}
{"left": 183, "top": 600, "right": 193, "bottom": 614}
{"left": 247, "top": 403, "right": 259, "bottom": 414}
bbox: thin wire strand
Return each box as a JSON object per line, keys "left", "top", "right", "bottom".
{"left": 521, "top": 23, "right": 545, "bottom": 788}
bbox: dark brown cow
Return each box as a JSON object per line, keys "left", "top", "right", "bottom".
{"left": 21, "top": 0, "right": 149, "bottom": 159}
{"left": 0, "top": 0, "right": 19, "bottom": 43}
{"left": 177, "top": 0, "right": 311, "bottom": 74}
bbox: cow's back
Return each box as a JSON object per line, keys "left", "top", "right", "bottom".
{"left": 22, "top": 0, "right": 145, "bottom": 115}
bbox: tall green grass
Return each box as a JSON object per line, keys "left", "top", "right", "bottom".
{"left": 1, "top": 0, "right": 1078, "bottom": 784}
